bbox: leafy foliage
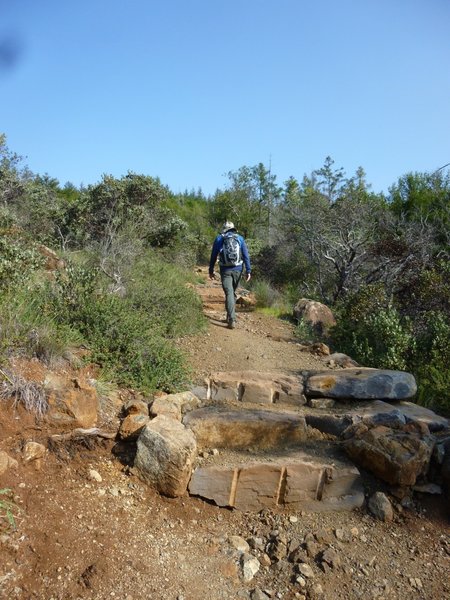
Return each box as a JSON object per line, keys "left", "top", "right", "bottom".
{"left": 331, "top": 286, "right": 414, "bottom": 370}
{"left": 413, "top": 311, "right": 450, "bottom": 412}
{"left": 0, "top": 233, "right": 43, "bottom": 290}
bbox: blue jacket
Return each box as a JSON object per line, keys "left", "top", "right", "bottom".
{"left": 209, "top": 232, "right": 251, "bottom": 275}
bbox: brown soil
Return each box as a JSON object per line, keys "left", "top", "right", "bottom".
{"left": 0, "top": 271, "right": 449, "bottom": 600}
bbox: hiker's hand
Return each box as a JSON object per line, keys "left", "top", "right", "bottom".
{"left": 246, "top": 273, "right": 251, "bottom": 282}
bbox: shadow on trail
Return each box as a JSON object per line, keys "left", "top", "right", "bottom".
{"left": 205, "top": 314, "right": 229, "bottom": 328}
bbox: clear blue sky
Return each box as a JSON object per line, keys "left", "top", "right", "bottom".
{"left": 1, "top": 0, "right": 449, "bottom": 196}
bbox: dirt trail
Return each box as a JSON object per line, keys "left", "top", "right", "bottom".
{"left": 176, "top": 267, "right": 327, "bottom": 381}
{"left": 0, "top": 270, "right": 449, "bottom": 600}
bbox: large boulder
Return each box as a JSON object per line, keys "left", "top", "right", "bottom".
{"left": 134, "top": 415, "right": 197, "bottom": 497}
{"left": 342, "top": 421, "right": 434, "bottom": 486}
{"left": 293, "top": 299, "right": 336, "bottom": 335}
{"left": 304, "top": 368, "right": 417, "bottom": 401}
{"left": 44, "top": 374, "right": 98, "bottom": 428}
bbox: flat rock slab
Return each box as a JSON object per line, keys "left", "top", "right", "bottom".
{"left": 183, "top": 406, "right": 308, "bottom": 450}
{"left": 208, "top": 371, "right": 306, "bottom": 406}
{"left": 304, "top": 400, "right": 448, "bottom": 436}
{"left": 189, "top": 450, "right": 364, "bottom": 512}
{"left": 304, "top": 368, "right": 417, "bottom": 400}
{"left": 352, "top": 400, "right": 449, "bottom": 432}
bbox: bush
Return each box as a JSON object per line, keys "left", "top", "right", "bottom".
{"left": 332, "top": 286, "right": 414, "bottom": 370}
{"left": 0, "top": 235, "right": 43, "bottom": 291}
{"left": 0, "top": 253, "right": 202, "bottom": 392}
{"left": 0, "top": 286, "right": 82, "bottom": 364}
{"left": 69, "top": 293, "right": 190, "bottom": 392}
{"left": 126, "top": 252, "right": 206, "bottom": 338}
{"left": 294, "top": 318, "right": 320, "bottom": 343}
{"left": 44, "top": 257, "right": 201, "bottom": 392}
{"left": 414, "top": 311, "right": 450, "bottom": 413}
{"left": 350, "top": 308, "right": 414, "bottom": 370}
{"left": 251, "top": 279, "right": 282, "bottom": 308}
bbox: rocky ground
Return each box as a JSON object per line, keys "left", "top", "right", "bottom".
{"left": 0, "top": 271, "right": 449, "bottom": 600}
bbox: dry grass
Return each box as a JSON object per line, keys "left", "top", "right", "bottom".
{"left": 0, "top": 369, "right": 48, "bottom": 418}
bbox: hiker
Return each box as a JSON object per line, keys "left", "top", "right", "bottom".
{"left": 209, "top": 221, "right": 251, "bottom": 329}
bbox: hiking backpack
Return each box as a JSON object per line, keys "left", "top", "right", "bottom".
{"left": 219, "top": 232, "right": 243, "bottom": 267}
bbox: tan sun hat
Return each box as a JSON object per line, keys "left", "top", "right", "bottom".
{"left": 221, "top": 221, "right": 235, "bottom": 234}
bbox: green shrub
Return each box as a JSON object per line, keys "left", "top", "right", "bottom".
{"left": 414, "top": 311, "right": 450, "bottom": 413}
{"left": 0, "top": 235, "right": 43, "bottom": 290}
{"left": 126, "top": 253, "right": 206, "bottom": 338}
{"left": 294, "top": 318, "right": 321, "bottom": 343}
{"left": 80, "top": 296, "right": 190, "bottom": 391}
{"left": 349, "top": 308, "right": 414, "bottom": 370}
{"left": 251, "top": 279, "right": 282, "bottom": 308}
{"left": 332, "top": 286, "right": 414, "bottom": 370}
{"left": 0, "top": 287, "right": 82, "bottom": 364}
{"left": 44, "top": 257, "right": 198, "bottom": 392}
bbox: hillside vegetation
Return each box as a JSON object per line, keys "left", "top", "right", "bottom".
{"left": 0, "top": 134, "right": 449, "bottom": 412}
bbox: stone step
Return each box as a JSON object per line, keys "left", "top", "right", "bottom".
{"left": 196, "top": 368, "right": 419, "bottom": 408}
{"left": 188, "top": 446, "right": 364, "bottom": 512}
{"left": 183, "top": 406, "right": 308, "bottom": 450}
{"left": 202, "top": 370, "right": 306, "bottom": 406}
{"left": 304, "top": 368, "right": 417, "bottom": 400}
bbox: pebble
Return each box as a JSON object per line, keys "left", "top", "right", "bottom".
{"left": 368, "top": 492, "right": 394, "bottom": 522}
{"left": 409, "top": 578, "right": 423, "bottom": 590}
{"left": 88, "top": 469, "right": 102, "bottom": 483}
{"left": 315, "top": 528, "right": 333, "bottom": 544}
{"left": 229, "top": 535, "right": 250, "bottom": 554}
{"left": 321, "top": 548, "right": 341, "bottom": 569}
{"left": 297, "top": 563, "right": 314, "bottom": 579}
{"left": 309, "top": 583, "right": 324, "bottom": 598}
{"left": 335, "top": 527, "right": 351, "bottom": 542}
{"left": 242, "top": 554, "right": 260, "bottom": 582}
{"left": 260, "top": 553, "right": 271, "bottom": 567}
{"left": 250, "top": 588, "right": 270, "bottom": 600}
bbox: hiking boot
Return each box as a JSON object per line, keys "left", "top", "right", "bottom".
{"left": 228, "top": 319, "right": 236, "bottom": 329}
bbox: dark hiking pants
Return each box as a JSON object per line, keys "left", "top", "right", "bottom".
{"left": 221, "top": 269, "right": 242, "bottom": 324}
